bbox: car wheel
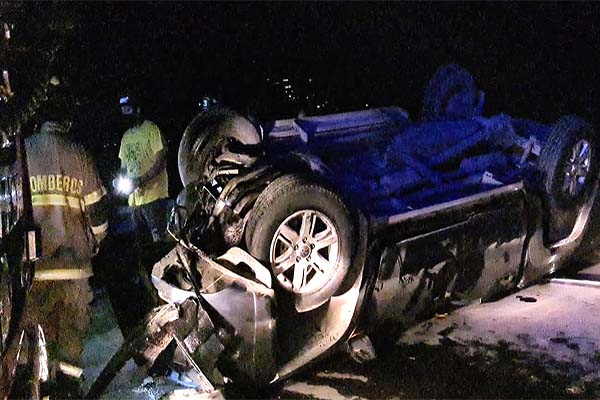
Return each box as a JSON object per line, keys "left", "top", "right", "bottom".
{"left": 422, "top": 64, "right": 479, "bottom": 121}
{"left": 537, "top": 115, "right": 599, "bottom": 242}
{"left": 178, "top": 108, "right": 261, "bottom": 186}
{"left": 245, "top": 175, "right": 354, "bottom": 312}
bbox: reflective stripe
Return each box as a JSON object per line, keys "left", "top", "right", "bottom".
{"left": 34, "top": 268, "right": 92, "bottom": 281}
{"left": 58, "top": 362, "right": 83, "bottom": 378}
{"left": 84, "top": 186, "right": 107, "bottom": 206}
{"left": 31, "top": 194, "right": 83, "bottom": 210}
{"left": 91, "top": 221, "right": 108, "bottom": 236}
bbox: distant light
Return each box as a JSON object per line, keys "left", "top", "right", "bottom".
{"left": 365, "top": 103, "right": 369, "bottom": 107}
{"left": 283, "top": 78, "right": 289, "bottom": 82}
{"left": 119, "top": 96, "right": 129, "bottom": 105}
{"left": 317, "top": 105, "right": 320, "bottom": 109}
{"left": 308, "top": 78, "right": 312, "bottom": 83}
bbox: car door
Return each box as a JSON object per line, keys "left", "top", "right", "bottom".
{"left": 367, "top": 182, "right": 528, "bottom": 329}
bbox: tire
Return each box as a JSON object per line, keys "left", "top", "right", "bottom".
{"left": 422, "top": 64, "right": 477, "bottom": 121}
{"left": 178, "top": 108, "right": 261, "bottom": 186}
{"left": 245, "top": 175, "right": 354, "bottom": 312}
{"left": 537, "top": 116, "right": 599, "bottom": 242}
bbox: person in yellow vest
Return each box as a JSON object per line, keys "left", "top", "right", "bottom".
{"left": 117, "top": 94, "right": 169, "bottom": 242}
{"left": 23, "top": 81, "right": 108, "bottom": 397}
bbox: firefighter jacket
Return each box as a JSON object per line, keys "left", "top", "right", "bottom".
{"left": 25, "top": 122, "right": 108, "bottom": 280}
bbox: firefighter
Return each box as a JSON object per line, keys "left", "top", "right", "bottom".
{"left": 117, "top": 94, "right": 169, "bottom": 243}
{"left": 22, "top": 78, "right": 108, "bottom": 397}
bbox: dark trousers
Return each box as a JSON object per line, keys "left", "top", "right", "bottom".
{"left": 132, "top": 198, "right": 171, "bottom": 243}
{"left": 23, "top": 279, "right": 93, "bottom": 367}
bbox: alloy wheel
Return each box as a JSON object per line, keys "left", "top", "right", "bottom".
{"left": 269, "top": 210, "right": 340, "bottom": 294}
{"left": 562, "top": 139, "right": 591, "bottom": 198}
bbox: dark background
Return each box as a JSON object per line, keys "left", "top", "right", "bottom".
{"left": 8, "top": 2, "right": 600, "bottom": 194}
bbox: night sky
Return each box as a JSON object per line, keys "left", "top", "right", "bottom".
{"left": 9, "top": 2, "right": 600, "bottom": 192}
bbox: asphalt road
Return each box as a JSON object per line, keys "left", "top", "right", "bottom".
{"left": 84, "top": 264, "right": 600, "bottom": 399}
{"left": 276, "top": 264, "right": 600, "bottom": 399}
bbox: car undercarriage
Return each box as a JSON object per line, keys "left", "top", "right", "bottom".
{"left": 87, "top": 65, "right": 600, "bottom": 397}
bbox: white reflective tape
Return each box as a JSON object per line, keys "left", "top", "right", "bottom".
{"left": 34, "top": 268, "right": 92, "bottom": 281}
{"left": 37, "top": 325, "right": 48, "bottom": 382}
{"left": 83, "top": 186, "right": 107, "bottom": 205}
{"left": 58, "top": 361, "right": 83, "bottom": 378}
{"left": 91, "top": 221, "right": 108, "bottom": 236}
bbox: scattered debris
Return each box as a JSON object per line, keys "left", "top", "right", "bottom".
{"left": 437, "top": 325, "right": 456, "bottom": 337}
{"left": 346, "top": 335, "right": 377, "bottom": 364}
{"left": 163, "top": 388, "right": 225, "bottom": 400}
{"left": 314, "top": 372, "right": 369, "bottom": 384}
{"left": 283, "top": 381, "right": 351, "bottom": 400}
{"left": 516, "top": 295, "right": 537, "bottom": 303}
{"left": 565, "top": 381, "right": 586, "bottom": 396}
{"left": 142, "top": 377, "right": 154, "bottom": 388}
{"left": 567, "top": 343, "right": 581, "bottom": 352}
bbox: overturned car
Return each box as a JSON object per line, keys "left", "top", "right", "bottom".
{"left": 90, "top": 65, "right": 600, "bottom": 395}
